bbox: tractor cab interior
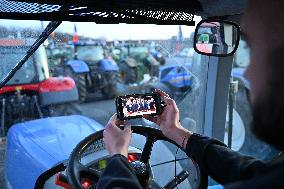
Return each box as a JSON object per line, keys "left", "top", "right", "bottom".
{"left": 0, "top": 1, "right": 279, "bottom": 189}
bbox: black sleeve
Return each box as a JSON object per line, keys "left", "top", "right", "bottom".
{"left": 96, "top": 154, "right": 143, "bottom": 189}
{"left": 186, "top": 133, "right": 268, "bottom": 185}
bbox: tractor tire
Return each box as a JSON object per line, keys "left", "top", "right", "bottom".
{"left": 76, "top": 74, "right": 88, "bottom": 102}
{"left": 101, "top": 72, "right": 124, "bottom": 99}
{"left": 47, "top": 102, "right": 82, "bottom": 117}
{"left": 65, "top": 67, "right": 88, "bottom": 103}
{"left": 226, "top": 85, "right": 278, "bottom": 161}
{"left": 119, "top": 62, "right": 136, "bottom": 84}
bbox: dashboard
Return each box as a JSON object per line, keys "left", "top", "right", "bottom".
{"left": 41, "top": 147, "right": 142, "bottom": 189}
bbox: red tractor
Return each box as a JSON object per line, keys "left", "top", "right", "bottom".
{"left": 0, "top": 38, "right": 81, "bottom": 136}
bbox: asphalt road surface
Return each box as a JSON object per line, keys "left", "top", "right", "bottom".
{"left": 81, "top": 98, "right": 116, "bottom": 125}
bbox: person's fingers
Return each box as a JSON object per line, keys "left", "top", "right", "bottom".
{"left": 103, "top": 129, "right": 107, "bottom": 137}
{"left": 143, "top": 115, "right": 158, "bottom": 123}
{"left": 107, "top": 114, "right": 117, "bottom": 125}
{"left": 163, "top": 97, "right": 179, "bottom": 112}
{"left": 124, "top": 123, "right": 131, "bottom": 130}
{"left": 108, "top": 114, "right": 126, "bottom": 127}
{"left": 106, "top": 120, "right": 122, "bottom": 133}
{"left": 155, "top": 88, "right": 170, "bottom": 98}
{"left": 163, "top": 97, "right": 174, "bottom": 105}
{"left": 104, "top": 122, "right": 112, "bottom": 131}
{"left": 124, "top": 124, "right": 132, "bottom": 135}
{"left": 103, "top": 130, "right": 109, "bottom": 144}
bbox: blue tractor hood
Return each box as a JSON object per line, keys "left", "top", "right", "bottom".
{"left": 5, "top": 115, "right": 104, "bottom": 188}
{"left": 98, "top": 59, "right": 119, "bottom": 72}
{"left": 232, "top": 67, "right": 250, "bottom": 89}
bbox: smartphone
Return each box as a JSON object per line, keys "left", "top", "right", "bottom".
{"left": 116, "top": 92, "right": 164, "bottom": 120}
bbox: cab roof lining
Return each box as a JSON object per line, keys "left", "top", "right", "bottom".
{"left": 197, "top": 0, "right": 246, "bottom": 18}
{"left": 0, "top": 0, "right": 203, "bottom": 25}
{"left": 0, "top": 0, "right": 246, "bottom": 24}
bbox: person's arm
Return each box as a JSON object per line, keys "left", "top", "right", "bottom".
{"left": 185, "top": 133, "right": 268, "bottom": 185}
{"left": 96, "top": 154, "right": 142, "bottom": 189}
{"left": 143, "top": 89, "right": 268, "bottom": 186}
{"left": 98, "top": 115, "right": 142, "bottom": 189}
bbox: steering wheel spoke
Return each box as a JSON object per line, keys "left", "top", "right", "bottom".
{"left": 140, "top": 136, "right": 156, "bottom": 163}
{"left": 74, "top": 161, "right": 86, "bottom": 172}
{"left": 75, "top": 160, "right": 101, "bottom": 178}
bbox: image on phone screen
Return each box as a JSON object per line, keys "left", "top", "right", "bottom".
{"left": 120, "top": 95, "right": 157, "bottom": 118}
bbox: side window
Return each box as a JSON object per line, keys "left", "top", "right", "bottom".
{"left": 225, "top": 39, "right": 278, "bottom": 161}
{"left": 234, "top": 40, "right": 250, "bottom": 68}
{"left": 0, "top": 47, "right": 37, "bottom": 85}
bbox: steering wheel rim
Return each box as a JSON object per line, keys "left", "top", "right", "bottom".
{"left": 66, "top": 126, "right": 208, "bottom": 189}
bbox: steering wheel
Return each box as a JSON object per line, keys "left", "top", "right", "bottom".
{"left": 66, "top": 126, "right": 208, "bottom": 189}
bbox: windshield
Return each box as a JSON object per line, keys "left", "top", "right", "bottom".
{"left": 129, "top": 46, "right": 148, "bottom": 55}
{"left": 46, "top": 46, "right": 74, "bottom": 67}
{"left": 76, "top": 45, "right": 105, "bottom": 64}
{"left": 0, "top": 20, "right": 208, "bottom": 189}
{"left": 0, "top": 47, "right": 37, "bottom": 85}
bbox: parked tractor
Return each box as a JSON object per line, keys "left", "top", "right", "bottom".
{"left": 0, "top": 38, "right": 81, "bottom": 136}
{"left": 117, "top": 44, "right": 161, "bottom": 84}
{"left": 143, "top": 63, "right": 193, "bottom": 98}
{"left": 149, "top": 45, "right": 166, "bottom": 66}
{"left": 47, "top": 42, "right": 123, "bottom": 102}
{"left": 45, "top": 44, "right": 74, "bottom": 73}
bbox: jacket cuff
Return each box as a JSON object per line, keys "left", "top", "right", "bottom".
{"left": 112, "top": 153, "right": 128, "bottom": 160}
{"left": 110, "top": 154, "right": 136, "bottom": 173}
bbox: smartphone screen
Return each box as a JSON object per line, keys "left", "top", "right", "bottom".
{"left": 116, "top": 93, "right": 161, "bottom": 120}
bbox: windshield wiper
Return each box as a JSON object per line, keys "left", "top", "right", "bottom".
{"left": 0, "top": 21, "right": 62, "bottom": 89}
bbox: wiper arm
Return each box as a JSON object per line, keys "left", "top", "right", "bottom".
{"left": 0, "top": 21, "right": 62, "bottom": 89}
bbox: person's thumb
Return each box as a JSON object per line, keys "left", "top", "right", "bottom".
{"left": 124, "top": 123, "right": 132, "bottom": 133}
{"left": 107, "top": 121, "right": 121, "bottom": 133}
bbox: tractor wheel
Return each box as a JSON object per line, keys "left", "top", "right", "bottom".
{"left": 119, "top": 62, "right": 136, "bottom": 84}
{"left": 65, "top": 67, "right": 88, "bottom": 103}
{"left": 101, "top": 72, "right": 124, "bottom": 99}
{"left": 47, "top": 102, "right": 82, "bottom": 117}
{"left": 224, "top": 85, "right": 278, "bottom": 160}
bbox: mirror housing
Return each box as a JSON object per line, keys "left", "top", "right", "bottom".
{"left": 194, "top": 19, "right": 240, "bottom": 57}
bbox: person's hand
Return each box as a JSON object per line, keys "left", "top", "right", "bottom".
{"left": 143, "top": 89, "right": 192, "bottom": 148}
{"left": 103, "top": 114, "right": 132, "bottom": 157}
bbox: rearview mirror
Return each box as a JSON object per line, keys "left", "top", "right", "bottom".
{"left": 194, "top": 19, "right": 240, "bottom": 57}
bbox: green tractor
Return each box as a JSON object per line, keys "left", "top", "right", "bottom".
{"left": 116, "top": 44, "right": 160, "bottom": 84}
{"left": 45, "top": 44, "right": 74, "bottom": 74}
